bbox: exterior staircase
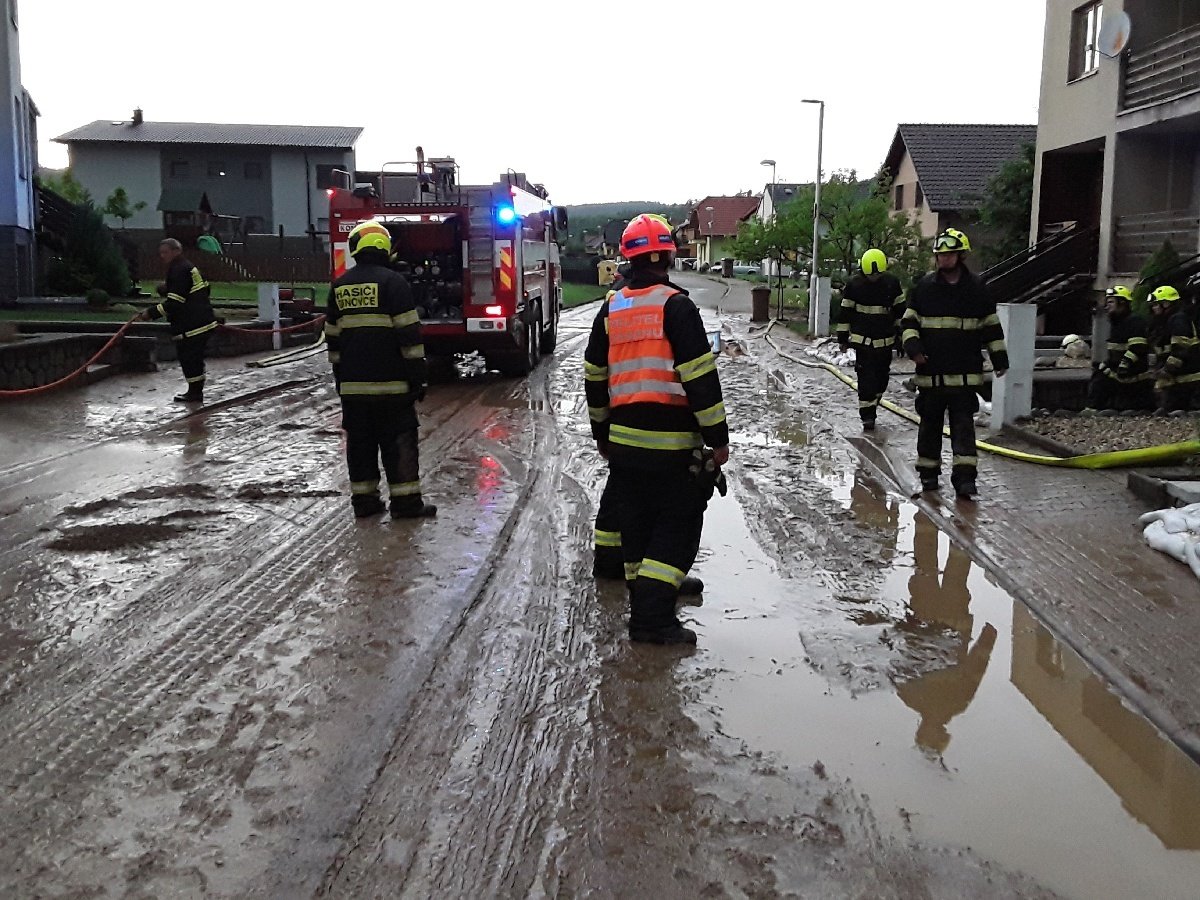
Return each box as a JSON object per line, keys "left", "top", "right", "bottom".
{"left": 980, "top": 225, "right": 1100, "bottom": 306}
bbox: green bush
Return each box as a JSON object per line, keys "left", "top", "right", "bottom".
{"left": 85, "top": 288, "right": 110, "bottom": 308}
{"left": 1131, "top": 240, "right": 1181, "bottom": 314}
{"left": 45, "top": 206, "right": 131, "bottom": 297}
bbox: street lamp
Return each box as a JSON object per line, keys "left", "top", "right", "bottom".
{"left": 704, "top": 205, "right": 715, "bottom": 269}
{"left": 760, "top": 159, "right": 782, "bottom": 316}
{"left": 802, "top": 98, "right": 824, "bottom": 333}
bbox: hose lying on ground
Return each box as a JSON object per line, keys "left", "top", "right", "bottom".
{"left": 762, "top": 321, "right": 1200, "bottom": 470}
{"left": 0, "top": 315, "right": 327, "bottom": 399}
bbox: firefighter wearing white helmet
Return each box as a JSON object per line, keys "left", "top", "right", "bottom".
{"left": 325, "top": 220, "right": 436, "bottom": 519}
{"left": 1155, "top": 284, "right": 1200, "bottom": 412}
{"left": 836, "top": 248, "right": 905, "bottom": 431}
{"left": 1085, "top": 284, "right": 1153, "bottom": 412}
{"left": 901, "top": 228, "right": 1007, "bottom": 500}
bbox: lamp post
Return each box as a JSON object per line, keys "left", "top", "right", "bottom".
{"left": 802, "top": 98, "right": 824, "bottom": 333}
{"left": 704, "top": 205, "right": 715, "bottom": 269}
{"left": 760, "top": 159, "right": 782, "bottom": 317}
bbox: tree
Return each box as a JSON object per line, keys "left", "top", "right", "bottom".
{"left": 732, "top": 170, "right": 927, "bottom": 288}
{"left": 39, "top": 169, "right": 93, "bottom": 206}
{"left": 102, "top": 187, "right": 147, "bottom": 229}
{"left": 976, "top": 143, "right": 1035, "bottom": 267}
{"left": 1131, "top": 240, "right": 1182, "bottom": 312}
{"left": 44, "top": 206, "right": 130, "bottom": 297}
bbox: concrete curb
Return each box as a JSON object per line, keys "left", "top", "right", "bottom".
{"left": 999, "top": 423, "right": 1084, "bottom": 458}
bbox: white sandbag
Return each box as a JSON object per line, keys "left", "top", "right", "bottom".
{"left": 1140, "top": 503, "right": 1200, "bottom": 580}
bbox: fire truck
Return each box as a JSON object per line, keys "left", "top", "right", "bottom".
{"left": 327, "top": 149, "right": 567, "bottom": 376}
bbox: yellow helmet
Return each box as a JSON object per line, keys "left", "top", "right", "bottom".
{"left": 861, "top": 248, "right": 888, "bottom": 275}
{"left": 1150, "top": 284, "right": 1181, "bottom": 303}
{"left": 934, "top": 228, "right": 971, "bottom": 254}
{"left": 348, "top": 220, "right": 392, "bottom": 257}
{"left": 1106, "top": 285, "right": 1134, "bottom": 302}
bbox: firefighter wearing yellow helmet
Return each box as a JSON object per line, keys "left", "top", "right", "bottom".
{"left": 1085, "top": 284, "right": 1153, "bottom": 412}
{"left": 325, "top": 220, "right": 436, "bottom": 519}
{"left": 901, "top": 228, "right": 1007, "bottom": 499}
{"left": 1154, "top": 283, "right": 1200, "bottom": 411}
{"left": 836, "top": 248, "right": 906, "bottom": 431}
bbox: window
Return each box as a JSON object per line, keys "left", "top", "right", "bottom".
{"left": 894, "top": 183, "right": 905, "bottom": 211}
{"left": 244, "top": 161, "right": 263, "bottom": 180}
{"left": 915, "top": 182, "right": 924, "bottom": 209}
{"left": 1069, "top": 1, "right": 1103, "bottom": 81}
{"left": 170, "top": 160, "right": 189, "bottom": 178}
{"left": 207, "top": 161, "right": 226, "bottom": 177}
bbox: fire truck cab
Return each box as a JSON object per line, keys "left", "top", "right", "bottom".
{"left": 327, "top": 151, "right": 566, "bottom": 377}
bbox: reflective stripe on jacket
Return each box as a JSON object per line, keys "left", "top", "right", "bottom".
{"left": 608, "top": 285, "right": 690, "bottom": 409}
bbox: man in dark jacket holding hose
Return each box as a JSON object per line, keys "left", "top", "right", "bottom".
{"left": 138, "top": 238, "right": 217, "bottom": 403}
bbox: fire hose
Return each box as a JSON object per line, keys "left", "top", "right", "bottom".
{"left": 763, "top": 321, "right": 1200, "bottom": 470}
{"left": 0, "top": 315, "right": 326, "bottom": 400}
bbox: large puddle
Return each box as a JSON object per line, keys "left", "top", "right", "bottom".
{"left": 683, "top": 472, "right": 1200, "bottom": 900}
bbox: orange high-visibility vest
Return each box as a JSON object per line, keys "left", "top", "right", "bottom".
{"left": 608, "top": 284, "right": 689, "bottom": 408}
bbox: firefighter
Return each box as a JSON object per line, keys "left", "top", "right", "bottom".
{"left": 325, "top": 220, "right": 436, "bottom": 519}
{"left": 837, "top": 248, "right": 905, "bottom": 431}
{"left": 1148, "top": 285, "right": 1175, "bottom": 367}
{"left": 138, "top": 238, "right": 217, "bottom": 403}
{"left": 584, "top": 214, "right": 729, "bottom": 644}
{"left": 1085, "top": 285, "right": 1153, "bottom": 412}
{"left": 1155, "top": 284, "right": 1200, "bottom": 412}
{"left": 902, "top": 228, "right": 1008, "bottom": 499}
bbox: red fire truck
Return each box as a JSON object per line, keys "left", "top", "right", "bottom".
{"left": 327, "top": 150, "right": 567, "bottom": 376}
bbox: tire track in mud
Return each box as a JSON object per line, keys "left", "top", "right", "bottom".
{"left": 0, "top": 359, "right": 565, "bottom": 891}
{"left": 321, "top": 333, "right": 601, "bottom": 898}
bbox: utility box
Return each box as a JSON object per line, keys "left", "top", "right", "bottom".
{"left": 257, "top": 283, "right": 281, "bottom": 351}
{"left": 597, "top": 259, "right": 618, "bottom": 286}
{"left": 991, "top": 303, "right": 1036, "bottom": 428}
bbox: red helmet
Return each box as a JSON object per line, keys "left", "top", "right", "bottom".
{"left": 621, "top": 214, "right": 675, "bottom": 260}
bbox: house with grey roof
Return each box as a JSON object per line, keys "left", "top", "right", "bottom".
{"left": 55, "top": 111, "right": 362, "bottom": 244}
{"left": 1, "top": 0, "right": 39, "bottom": 301}
{"left": 882, "top": 123, "right": 1038, "bottom": 240}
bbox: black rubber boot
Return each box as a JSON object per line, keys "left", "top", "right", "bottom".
{"left": 390, "top": 500, "right": 437, "bottom": 519}
{"left": 174, "top": 391, "right": 203, "bottom": 403}
{"left": 678, "top": 576, "right": 704, "bottom": 596}
{"left": 954, "top": 480, "right": 978, "bottom": 500}
{"left": 629, "top": 622, "right": 697, "bottom": 645}
{"left": 862, "top": 417, "right": 876, "bottom": 432}
{"left": 352, "top": 496, "right": 386, "bottom": 518}
{"left": 920, "top": 477, "right": 939, "bottom": 493}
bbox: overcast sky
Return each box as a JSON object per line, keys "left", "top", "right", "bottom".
{"left": 20, "top": 0, "right": 1046, "bottom": 206}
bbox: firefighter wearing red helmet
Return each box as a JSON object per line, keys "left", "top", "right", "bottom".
{"left": 584, "top": 214, "right": 730, "bottom": 645}
{"left": 325, "top": 220, "right": 436, "bottom": 519}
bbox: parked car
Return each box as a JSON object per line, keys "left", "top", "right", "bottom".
{"left": 731, "top": 264, "right": 761, "bottom": 276}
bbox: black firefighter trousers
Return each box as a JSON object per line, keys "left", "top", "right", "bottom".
{"left": 854, "top": 346, "right": 893, "bottom": 422}
{"left": 915, "top": 387, "right": 978, "bottom": 489}
{"left": 341, "top": 397, "right": 427, "bottom": 514}
{"left": 607, "top": 462, "right": 710, "bottom": 634}
{"left": 593, "top": 475, "right": 624, "bottom": 578}
{"left": 177, "top": 332, "right": 211, "bottom": 395}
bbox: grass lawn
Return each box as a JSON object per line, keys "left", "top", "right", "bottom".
{"left": 138, "top": 281, "right": 327, "bottom": 304}
{"left": 562, "top": 282, "right": 605, "bottom": 309}
{"left": 0, "top": 308, "right": 141, "bottom": 323}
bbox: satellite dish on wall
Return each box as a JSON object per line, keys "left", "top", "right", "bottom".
{"left": 1098, "top": 11, "right": 1132, "bottom": 58}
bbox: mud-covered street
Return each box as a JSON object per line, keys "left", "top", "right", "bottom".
{"left": 3, "top": 274, "right": 1200, "bottom": 899}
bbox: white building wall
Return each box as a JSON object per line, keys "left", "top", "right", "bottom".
{"left": 70, "top": 144, "right": 162, "bottom": 230}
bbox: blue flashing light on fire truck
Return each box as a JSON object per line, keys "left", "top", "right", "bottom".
{"left": 327, "top": 147, "right": 568, "bottom": 377}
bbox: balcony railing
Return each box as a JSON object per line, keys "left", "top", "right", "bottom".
{"left": 1122, "top": 23, "right": 1200, "bottom": 110}
{"left": 1112, "top": 209, "right": 1200, "bottom": 273}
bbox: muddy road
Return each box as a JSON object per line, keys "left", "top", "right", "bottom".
{"left": 2, "top": 285, "right": 1199, "bottom": 898}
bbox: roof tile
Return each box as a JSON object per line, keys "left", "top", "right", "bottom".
{"left": 886, "top": 124, "right": 1036, "bottom": 212}
{"left": 55, "top": 120, "right": 363, "bottom": 149}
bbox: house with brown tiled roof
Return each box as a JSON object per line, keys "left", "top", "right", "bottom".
{"left": 882, "top": 123, "right": 1037, "bottom": 239}
{"left": 680, "top": 195, "right": 761, "bottom": 267}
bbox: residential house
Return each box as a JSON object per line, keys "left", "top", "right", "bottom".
{"left": 755, "top": 182, "right": 806, "bottom": 223}
{"left": 883, "top": 123, "right": 1037, "bottom": 241}
{"left": 55, "top": 114, "right": 362, "bottom": 244}
{"left": 680, "top": 195, "right": 761, "bottom": 268}
{"left": 1030, "top": 0, "right": 1200, "bottom": 281}
{"left": 1, "top": 0, "right": 38, "bottom": 300}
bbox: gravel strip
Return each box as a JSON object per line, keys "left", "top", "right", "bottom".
{"left": 1019, "top": 414, "right": 1200, "bottom": 454}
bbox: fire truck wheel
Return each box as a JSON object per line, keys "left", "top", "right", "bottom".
{"left": 492, "top": 303, "right": 541, "bottom": 377}
{"left": 540, "top": 305, "right": 558, "bottom": 354}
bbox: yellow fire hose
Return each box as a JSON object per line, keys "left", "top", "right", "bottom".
{"left": 763, "top": 323, "right": 1200, "bottom": 470}
{"left": 245, "top": 331, "right": 326, "bottom": 369}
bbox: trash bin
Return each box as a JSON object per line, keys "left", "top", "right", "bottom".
{"left": 750, "top": 285, "right": 771, "bottom": 323}
{"left": 721, "top": 258, "right": 734, "bottom": 278}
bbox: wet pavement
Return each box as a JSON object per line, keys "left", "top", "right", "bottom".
{"left": 0, "top": 290, "right": 1198, "bottom": 898}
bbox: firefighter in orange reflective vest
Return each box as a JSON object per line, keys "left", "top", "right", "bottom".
{"left": 584, "top": 215, "right": 730, "bottom": 645}
{"left": 325, "top": 221, "right": 436, "bottom": 519}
